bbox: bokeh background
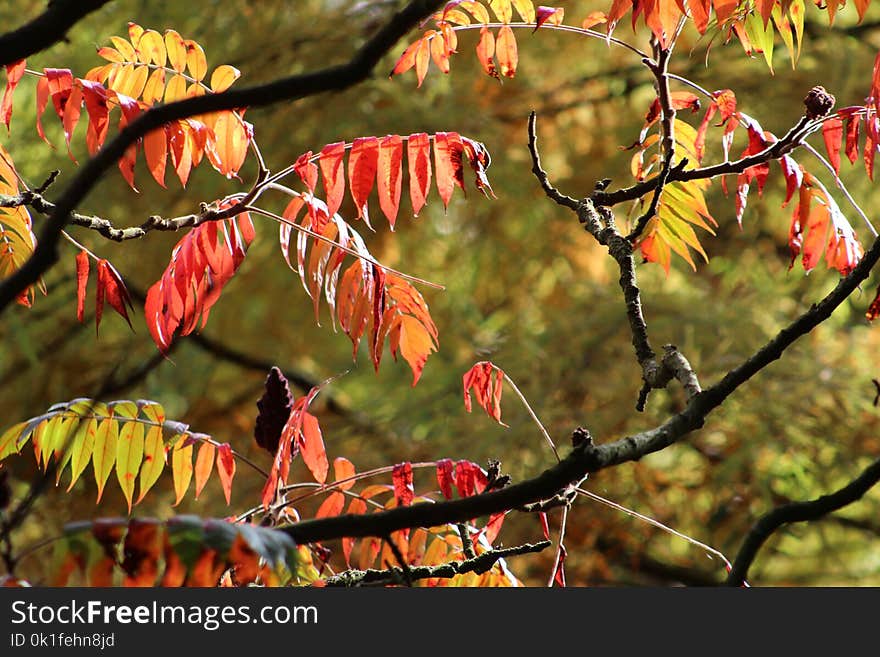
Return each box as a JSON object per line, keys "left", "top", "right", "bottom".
{"left": 3, "top": 0, "right": 880, "bottom": 585}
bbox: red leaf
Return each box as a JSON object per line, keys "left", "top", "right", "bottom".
{"left": 35, "top": 76, "right": 51, "bottom": 144}
{"left": 96, "top": 259, "right": 134, "bottom": 330}
{"left": 75, "top": 250, "right": 89, "bottom": 323}
{"left": 299, "top": 411, "right": 328, "bottom": 484}
{"left": 845, "top": 115, "right": 860, "bottom": 165}
{"left": 483, "top": 512, "right": 505, "bottom": 545}
{"left": 79, "top": 80, "right": 111, "bottom": 155}
{"left": 822, "top": 117, "right": 843, "bottom": 175}
{"left": 454, "top": 460, "right": 487, "bottom": 498}
{"left": 319, "top": 142, "right": 346, "bottom": 217}
{"left": 348, "top": 136, "right": 379, "bottom": 226}
{"left": 552, "top": 545, "right": 567, "bottom": 587}
{"left": 436, "top": 458, "right": 454, "bottom": 499}
{"left": 377, "top": 135, "right": 403, "bottom": 229}
{"left": 1, "top": 60, "right": 26, "bottom": 131}
{"left": 294, "top": 150, "right": 318, "bottom": 193}
{"left": 495, "top": 25, "right": 518, "bottom": 78}
{"left": 536, "top": 6, "right": 566, "bottom": 31}
{"left": 216, "top": 443, "right": 236, "bottom": 504}
{"left": 539, "top": 512, "right": 550, "bottom": 540}
{"left": 144, "top": 207, "right": 254, "bottom": 353}
{"left": 392, "top": 462, "right": 414, "bottom": 507}
{"left": 407, "top": 132, "right": 432, "bottom": 216}
{"left": 778, "top": 155, "right": 803, "bottom": 207}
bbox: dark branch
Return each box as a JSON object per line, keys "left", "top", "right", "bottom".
{"left": 0, "top": 0, "right": 112, "bottom": 66}
{"left": 323, "top": 540, "right": 550, "bottom": 586}
{"left": 726, "top": 456, "right": 880, "bottom": 586}
{"left": 0, "top": 189, "right": 246, "bottom": 242}
{"left": 594, "top": 116, "right": 812, "bottom": 208}
{"left": 0, "top": 0, "right": 448, "bottom": 315}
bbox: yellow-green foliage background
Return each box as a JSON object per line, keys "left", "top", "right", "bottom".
{"left": 2, "top": 0, "right": 880, "bottom": 585}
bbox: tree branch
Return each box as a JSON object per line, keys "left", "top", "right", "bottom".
{"left": 593, "top": 116, "right": 811, "bottom": 208}
{"left": 0, "top": 0, "right": 113, "bottom": 66}
{"left": 726, "top": 456, "right": 880, "bottom": 586}
{"left": 0, "top": 0, "right": 448, "bottom": 315}
{"left": 322, "top": 540, "right": 550, "bottom": 586}
{"left": 528, "top": 114, "right": 701, "bottom": 410}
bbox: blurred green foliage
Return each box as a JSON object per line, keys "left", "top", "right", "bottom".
{"left": 2, "top": 0, "right": 880, "bottom": 586}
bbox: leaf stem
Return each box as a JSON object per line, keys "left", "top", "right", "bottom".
{"left": 502, "top": 372, "right": 560, "bottom": 462}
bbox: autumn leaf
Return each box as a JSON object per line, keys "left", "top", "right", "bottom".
{"left": 463, "top": 361, "right": 506, "bottom": 425}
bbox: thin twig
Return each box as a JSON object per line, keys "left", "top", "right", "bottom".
{"left": 547, "top": 505, "right": 568, "bottom": 587}
{"left": 503, "top": 372, "right": 560, "bottom": 461}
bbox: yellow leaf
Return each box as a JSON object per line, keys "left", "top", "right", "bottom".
{"left": 184, "top": 40, "right": 207, "bottom": 81}
{"left": 136, "top": 425, "right": 166, "bottom": 504}
{"left": 67, "top": 418, "right": 98, "bottom": 491}
{"left": 116, "top": 421, "right": 145, "bottom": 513}
{"left": 164, "top": 29, "right": 187, "bottom": 73}
{"left": 110, "top": 36, "right": 136, "bottom": 61}
{"left": 164, "top": 74, "right": 188, "bottom": 102}
{"left": 210, "top": 65, "right": 240, "bottom": 93}
{"left": 137, "top": 29, "right": 167, "bottom": 67}
{"left": 92, "top": 419, "right": 118, "bottom": 503}
{"left": 141, "top": 68, "right": 166, "bottom": 105}
{"left": 172, "top": 435, "right": 194, "bottom": 505}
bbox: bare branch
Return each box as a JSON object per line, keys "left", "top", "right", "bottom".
{"left": 726, "top": 456, "right": 880, "bottom": 586}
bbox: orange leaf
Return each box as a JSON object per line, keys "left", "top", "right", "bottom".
{"left": 144, "top": 126, "right": 168, "bottom": 187}
{"left": 206, "top": 112, "right": 251, "bottom": 178}
{"left": 333, "top": 457, "right": 356, "bottom": 491}
{"left": 216, "top": 442, "right": 236, "bottom": 504}
{"left": 299, "top": 412, "right": 328, "bottom": 484}
{"left": 377, "top": 135, "right": 403, "bottom": 229}
{"left": 495, "top": 26, "right": 518, "bottom": 78}
{"left": 476, "top": 26, "right": 497, "bottom": 78}
{"left": 315, "top": 491, "right": 345, "bottom": 519}
{"left": 397, "top": 314, "right": 437, "bottom": 386}
{"left": 348, "top": 136, "right": 379, "bottom": 226}
{"left": 193, "top": 440, "right": 215, "bottom": 499}
{"left": 415, "top": 37, "right": 431, "bottom": 87}
{"left": 433, "top": 132, "right": 463, "bottom": 210}
{"left": 407, "top": 132, "right": 432, "bottom": 216}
